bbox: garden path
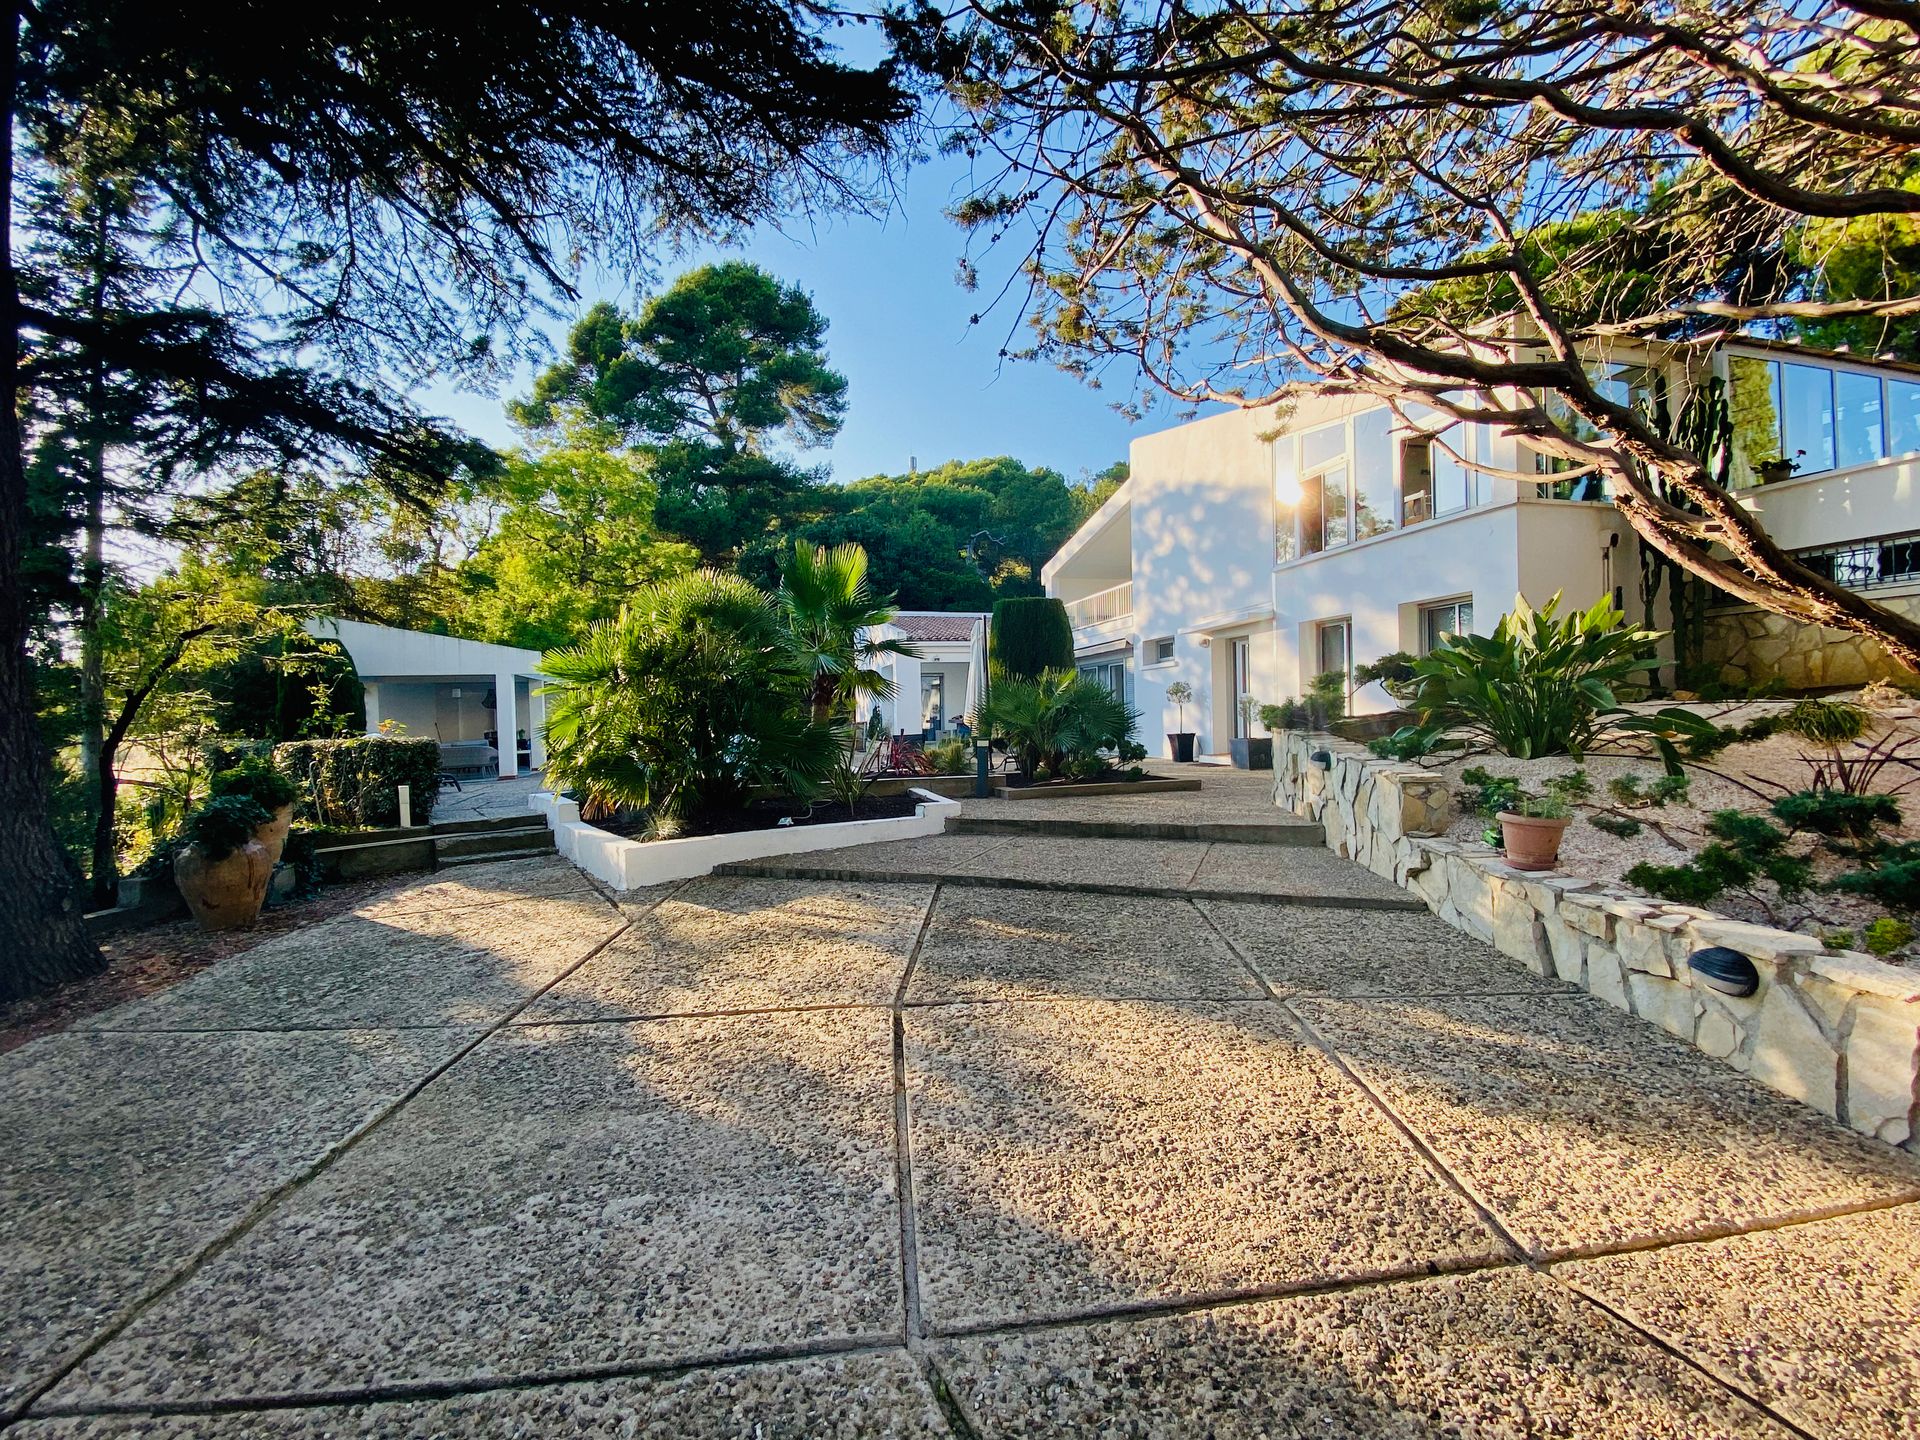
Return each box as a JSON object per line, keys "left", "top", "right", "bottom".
{"left": 3, "top": 784, "right": 1918, "bottom": 1437}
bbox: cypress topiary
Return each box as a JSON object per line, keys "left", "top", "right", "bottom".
{"left": 990, "top": 597, "right": 1074, "bottom": 679}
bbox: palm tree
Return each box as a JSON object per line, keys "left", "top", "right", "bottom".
{"left": 778, "top": 541, "right": 918, "bottom": 723}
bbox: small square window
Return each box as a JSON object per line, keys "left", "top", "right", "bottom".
{"left": 1420, "top": 599, "right": 1474, "bottom": 653}
{"left": 1150, "top": 637, "right": 1175, "bottom": 665}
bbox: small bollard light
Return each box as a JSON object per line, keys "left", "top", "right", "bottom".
{"left": 1688, "top": 946, "right": 1760, "bottom": 997}
{"left": 975, "top": 739, "right": 992, "bottom": 798}
{"left": 397, "top": 783, "right": 413, "bottom": 829}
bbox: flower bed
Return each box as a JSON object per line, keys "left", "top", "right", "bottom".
{"left": 1273, "top": 730, "right": 1920, "bottom": 1151}
{"left": 529, "top": 787, "right": 961, "bottom": 889}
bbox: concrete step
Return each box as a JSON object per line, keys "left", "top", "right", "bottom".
{"left": 714, "top": 860, "right": 1424, "bottom": 912}
{"left": 434, "top": 827, "right": 557, "bottom": 862}
{"left": 949, "top": 816, "right": 1324, "bottom": 845}
{"left": 438, "top": 844, "right": 558, "bottom": 868}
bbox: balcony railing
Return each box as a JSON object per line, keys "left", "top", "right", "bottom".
{"left": 1064, "top": 581, "right": 1133, "bottom": 628}
{"left": 1709, "top": 527, "right": 1920, "bottom": 608}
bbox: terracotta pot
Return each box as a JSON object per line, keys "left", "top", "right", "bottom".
{"left": 174, "top": 839, "right": 273, "bottom": 931}
{"left": 1497, "top": 812, "right": 1570, "bottom": 872}
{"left": 255, "top": 803, "right": 294, "bottom": 866}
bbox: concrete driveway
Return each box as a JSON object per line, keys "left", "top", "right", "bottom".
{"left": 4, "top": 841, "right": 1918, "bottom": 1438}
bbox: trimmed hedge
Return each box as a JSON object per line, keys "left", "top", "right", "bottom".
{"left": 989, "top": 597, "right": 1073, "bottom": 680}
{"left": 274, "top": 736, "right": 442, "bottom": 828}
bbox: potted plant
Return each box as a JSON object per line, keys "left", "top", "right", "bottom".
{"left": 173, "top": 795, "right": 276, "bottom": 931}
{"left": 210, "top": 759, "right": 300, "bottom": 865}
{"left": 1497, "top": 792, "right": 1573, "bottom": 871}
{"left": 1230, "top": 696, "right": 1274, "bottom": 770}
{"left": 1165, "top": 680, "right": 1196, "bottom": 761}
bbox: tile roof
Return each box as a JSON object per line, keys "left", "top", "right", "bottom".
{"left": 891, "top": 613, "right": 983, "bottom": 643}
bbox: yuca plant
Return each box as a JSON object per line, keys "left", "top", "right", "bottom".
{"left": 1384, "top": 593, "right": 1716, "bottom": 770}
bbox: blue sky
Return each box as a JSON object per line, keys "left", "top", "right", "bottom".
{"left": 417, "top": 149, "right": 1181, "bottom": 485}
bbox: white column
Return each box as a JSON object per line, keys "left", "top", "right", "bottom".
{"left": 892, "top": 653, "right": 923, "bottom": 737}
{"left": 494, "top": 670, "right": 519, "bottom": 779}
{"left": 362, "top": 682, "right": 382, "bottom": 735}
{"left": 529, "top": 685, "right": 548, "bottom": 770}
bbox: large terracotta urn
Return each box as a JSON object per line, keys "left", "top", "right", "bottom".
{"left": 174, "top": 839, "right": 273, "bottom": 931}
{"left": 255, "top": 803, "right": 295, "bottom": 866}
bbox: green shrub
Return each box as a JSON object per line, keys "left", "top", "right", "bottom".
{"left": 210, "top": 758, "right": 299, "bottom": 812}
{"left": 1625, "top": 810, "right": 1812, "bottom": 906}
{"left": 1398, "top": 592, "right": 1714, "bottom": 767}
{"left": 989, "top": 597, "right": 1074, "bottom": 680}
{"left": 1589, "top": 812, "right": 1642, "bottom": 838}
{"left": 1771, "top": 789, "right": 1901, "bottom": 839}
{"left": 203, "top": 737, "right": 276, "bottom": 773}
{"left": 1830, "top": 843, "right": 1920, "bottom": 911}
{"left": 978, "top": 669, "right": 1139, "bottom": 778}
{"left": 274, "top": 736, "right": 444, "bottom": 828}
{"left": 541, "top": 570, "right": 841, "bottom": 827}
{"left": 1518, "top": 791, "right": 1571, "bottom": 820}
{"left": 1459, "top": 766, "right": 1522, "bottom": 818}
{"left": 1542, "top": 769, "right": 1592, "bottom": 804}
{"left": 183, "top": 795, "right": 272, "bottom": 862}
{"left": 922, "top": 736, "right": 974, "bottom": 775}
{"left": 1865, "top": 916, "right": 1915, "bottom": 956}
{"left": 1607, "top": 772, "right": 1690, "bottom": 807}
{"left": 1353, "top": 652, "right": 1419, "bottom": 703}
{"left": 1780, "top": 698, "right": 1868, "bottom": 746}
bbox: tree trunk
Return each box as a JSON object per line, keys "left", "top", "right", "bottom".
{"left": 76, "top": 202, "right": 111, "bottom": 897}
{"left": 88, "top": 734, "right": 118, "bottom": 911}
{"left": 0, "top": 3, "right": 104, "bottom": 999}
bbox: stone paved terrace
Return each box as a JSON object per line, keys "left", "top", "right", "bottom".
{"left": 4, "top": 802, "right": 1920, "bottom": 1436}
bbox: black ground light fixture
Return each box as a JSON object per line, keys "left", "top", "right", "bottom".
{"left": 1688, "top": 946, "right": 1761, "bottom": 998}
{"left": 975, "top": 739, "right": 992, "bottom": 799}
{"left": 1309, "top": 748, "right": 1333, "bottom": 769}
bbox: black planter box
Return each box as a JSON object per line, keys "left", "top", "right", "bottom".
{"left": 1168, "top": 732, "right": 1196, "bottom": 762}
{"left": 1229, "top": 737, "right": 1273, "bottom": 770}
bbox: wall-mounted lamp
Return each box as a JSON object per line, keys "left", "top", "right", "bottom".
{"left": 1688, "top": 946, "right": 1760, "bottom": 997}
{"left": 1309, "top": 749, "right": 1333, "bottom": 769}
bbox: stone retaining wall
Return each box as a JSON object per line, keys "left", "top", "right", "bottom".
{"left": 1272, "top": 730, "right": 1920, "bottom": 1152}
{"left": 1703, "top": 590, "right": 1920, "bottom": 691}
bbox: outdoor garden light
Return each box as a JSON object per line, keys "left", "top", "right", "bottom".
{"left": 974, "top": 738, "right": 992, "bottom": 798}
{"left": 1310, "top": 748, "right": 1333, "bottom": 769}
{"left": 1688, "top": 946, "right": 1760, "bottom": 998}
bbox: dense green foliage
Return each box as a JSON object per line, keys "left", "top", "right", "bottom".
{"left": 1626, "top": 811, "right": 1815, "bottom": 907}
{"left": 209, "top": 760, "right": 299, "bottom": 813}
{"left": 1772, "top": 789, "right": 1901, "bottom": 840}
{"left": 989, "top": 597, "right": 1074, "bottom": 679}
{"left": 275, "top": 737, "right": 444, "bottom": 829}
{"left": 1387, "top": 594, "right": 1716, "bottom": 768}
{"left": 540, "top": 570, "right": 844, "bottom": 828}
{"left": 778, "top": 541, "right": 914, "bottom": 722}
{"left": 977, "top": 670, "right": 1139, "bottom": 779}
{"left": 182, "top": 796, "right": 273, "bottom": 864}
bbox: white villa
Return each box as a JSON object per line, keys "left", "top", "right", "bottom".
{"left": 308, "top": 618, "right": 548, "bottom": 779}
{"left": 1045, "top": 338, "right": 1920, "bottom": 759}
{"left": 860, "top": 611, "right": 991, "bottom": 741}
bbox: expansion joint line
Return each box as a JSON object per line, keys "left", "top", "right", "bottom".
{"left": 2, "top": 877, "right": 690, "bottom": 1433}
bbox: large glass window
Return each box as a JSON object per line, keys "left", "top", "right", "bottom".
{"left": 1321, "top": 462, "right": 1351, "bottom": 549}
{"left": 1400, "top": 437, "right": 1434, "bottom": 524}
{"left": 1273, "top": 434, "right": 1298, "bottom": 563}
{"left": 1891, "top": 380, "right": 1920, "bottom": 457}
{"left": 1729, "top": 353, "right": 1910, "bottom": 482}
{"left": 1316, "top": 620, "right": 1351, "bottom": 688}
{"left": 1432, "top": 426, "right": 1471, "bottom": 514}
{"left": 1781, "top": 362, "right": 1836, "bottom": 474}
{"left": 1835, "top": 370, "right": 1884, "bottom": 470}
{"left": 1299, "top": 422, "right": 1349, "bottom": 555}
{"left": 1351, "top": 409, "right": 1394, "bottom": 539}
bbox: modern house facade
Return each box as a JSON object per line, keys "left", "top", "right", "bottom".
{"left": 308, "top": 618, "right": 548, "bottom": 779}
{"left": 859, "top": 611, "right": 991, "bottom": 741}
{"left": 1044, "top": 339, "right": 1920, "bottom": 758}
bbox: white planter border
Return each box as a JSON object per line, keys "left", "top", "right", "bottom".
{"left": 527, "top": 789, "right": 960, "bottom": 890}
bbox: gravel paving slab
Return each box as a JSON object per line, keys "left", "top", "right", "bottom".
{"left": 0, "top": 1028, "right": 474, "bottom": 1419}
{"left": 1297, "top": 993, "right": 1920, "bottom": 1256}
{"left": 352, "top": 856, "right": 600, "bottom": 918}
{"left": 52, "top": 1011, "right": 902, "bottom": 1407}
{"left": 21, "top": 1350, "right": 949, "bottom": 1439}
{"left": 932, "top": 1266, "right": 1790, "bottom": 1438}
{"left": 907, "top": 890, "right": 1262, "bottom": 1002}
{"left": 1198, "top": 900, "right": 1565, "bottom": 998}
{"left": 948, "top": 836, "right": 1214, "bottom": 889}
{"left": 741, "top": 834, "right": 999, "bottom": 873}
{"left": 905, "top": 999, "right": 1505, "bottom": 1329}
{"left": 523, "top": 878, "right": 931, "bottom": 1021}
{"left": 79, "top": 892, "right": 624, "bottom": 1031}
{"left": 1557, "top": 1203, "right": 1920, "bottom": 1440}
{"left": 1186, "top": 844, "right": 1417, "bottom": 905}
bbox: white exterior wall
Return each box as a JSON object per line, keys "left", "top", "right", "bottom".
{"left": 1731, "top": 453, "right": 1920, "bottom": 551}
